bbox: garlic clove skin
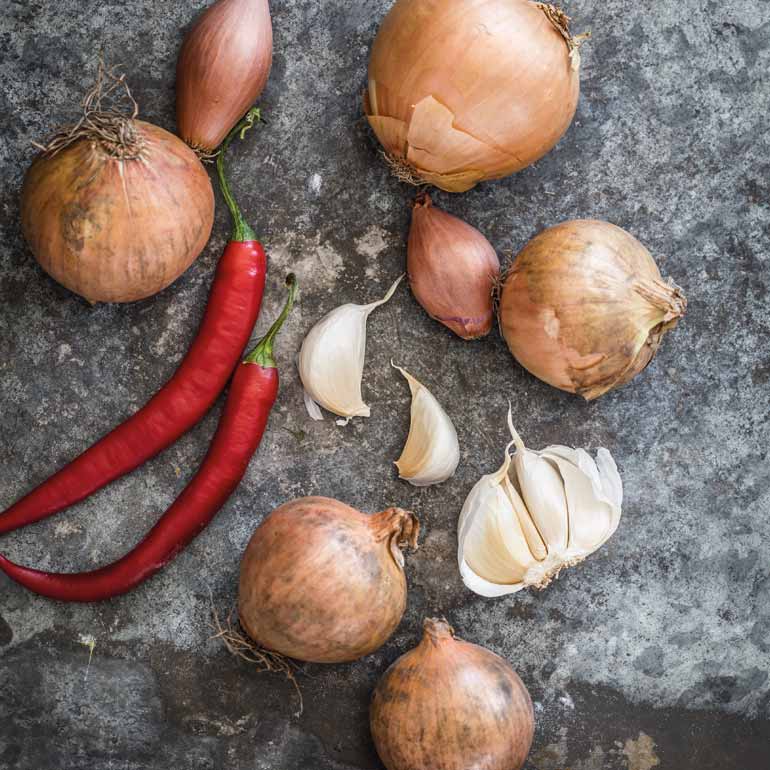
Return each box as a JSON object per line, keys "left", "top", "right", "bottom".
{"left": 393, "top": 363, "right": 460, "bottom": 487}
{"left": 298, "top": 276, "right": 403, "bottom": 421}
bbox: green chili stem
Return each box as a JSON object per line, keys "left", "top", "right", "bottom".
{"left": 245, "top": 275, "right": 298, "bottom": 368}
{"left": 216, "top": 107, "right": 261, "bottom": 243}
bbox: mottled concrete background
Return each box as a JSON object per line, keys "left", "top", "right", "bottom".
{"left": 0, "top": 1, "right": 768, "bottom": 768}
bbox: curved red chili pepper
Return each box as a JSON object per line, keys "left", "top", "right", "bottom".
{"left": 0, "top": 109, "right": 266, "bottom": 536}
{"left": 0, "top": 275, "right": 297, "bottom": 602}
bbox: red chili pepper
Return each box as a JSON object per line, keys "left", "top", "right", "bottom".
{"left": 0, "top": 109, "right": 266, "bottom": 536}
{"left": 0, "top": 275, "right": 297, "bottom": 602}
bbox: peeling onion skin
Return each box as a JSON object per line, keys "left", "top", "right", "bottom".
{"left": 408, "top": 194, "right": 500, "bottom": 339}
{"left": 177, "top": 0, "right": 273, "bottom": 154}
{"left": 238, "top": 497, "right": 419, "bottom": 664}
{"left": 21, "top": 122, "right": 215, "bottom": 303}
{"left": 365, "top": 0, "right": 581, "bottom": 192}
{"left": 499, "top": 220, "right": 687, "bottom": 400}
{"left": 371, "top": 618, "right": 534, "bottom": 770}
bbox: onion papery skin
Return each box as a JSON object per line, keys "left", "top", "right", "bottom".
{"left": 238, "top": 497, "right": 419, "bottom": 664}
{"left": 408, "top": 194, "right": 500, "bottom": 339}
{"left": 499, "top": 220, "right": 687, "bottom": 400}
{"left": 21, "top": 122, "right": 214, "bottom": 304}
{"left": 177, "top": 0, "right": 273, "bottom": 154}
{"left": 365, "top": 0, "right": 580, "bottom": 193}
{"left": 371, "top": 618, "right": 534, "bottom": 770}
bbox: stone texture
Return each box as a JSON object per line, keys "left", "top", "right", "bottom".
{"left": 0, "top": 0, "right": 768, "bottom": 768}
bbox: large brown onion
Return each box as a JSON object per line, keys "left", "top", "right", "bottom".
{"left": 21, "top": 69, "right": 214, "bottom": 304}
{"left": 177, "top": 0, "right": 273, "bottom": 154}
{"left": 371, "top": 618, "right": 534, "bottom": 770}
{"left": 499, "top": 220, "right": 687, "bottom": 400}
{"left": 365, "top": 0, "right": 585, "bottom": 192}
{"left": 408, "top": 193, "right": 500, "bottom": 340}
{"left": 238, "top": 497, "right": 419, "bottom": 663}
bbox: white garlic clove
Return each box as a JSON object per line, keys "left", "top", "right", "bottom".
{"left": 392, "top": 363, "right": 460, "bottom": 486}
{"left": 541, "top": 448, "right": 616, "bottom": 555}
{"left": 458, "top": 456, "right": 532, "bottom": 597}
{"left": 508, "top": 419, "right": 570, "bottom": 553}
{"left": 544, "top": 445, "right": 623, "bottom": 550}
{"left": 596, "top": 448, "right": 624, "bottom": 523}
{"left": 298, "top": 275, "right": 403, "bottom": 421}
{"left": 504, "top": 474, "right": 548, "bottom": 562}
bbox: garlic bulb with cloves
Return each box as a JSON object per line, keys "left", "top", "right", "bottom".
{"left": 299, "top": 275, "right": 403, "bottom": 423}
{"left": 458, "top": 411, "right": 622, "bottom": 597}
{"left": 393, "top": 363, "right": 460, "bottom": 487}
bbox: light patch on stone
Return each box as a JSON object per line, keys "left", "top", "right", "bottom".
{"left": 622, "top": 732, "right": 660, "bottom": 770}
{"left": 558, "top": 691, "right": 575, "bottom": 710}
{"left": 308, "top": 173, "right": 322, "bottom": 195}
{"left": 268, "top": 231, "right": 344, "bottom": 286}
{"left": 54, "top": 519, "right": 83, "bottom": 538}
{"left": 57, "top": 343, "right": 72, "bottom": 363}
{"left": 355, "top": 225, "right": 391, "bottom": 279}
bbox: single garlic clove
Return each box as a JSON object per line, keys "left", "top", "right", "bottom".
{"left": 596, "top": 448, "right": 624, "bottom": 520}
{"left": 541, "top": 448, "right": 617, "bottom": 555}
{"left": 298, "top": 275, "right": 403, "bottom": 421}
{"left": 392, "top": 363, "right": 460, "bottom": 487}
{"left": 458, "top": 456, "right": 532, "bottom": 597}
{"left": 509, "top": 425, "right": 570, "bottom": 553}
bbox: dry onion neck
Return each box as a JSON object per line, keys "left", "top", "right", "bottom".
{"left": 33, "top": 60, "right": 145, "bottom": 160}
{"left": 422, "top": 617, "right": 455, "bottom": 644}
{"left": 533, "top": 2, "right": 591, "bottom": 69}
{"left": 371, "top": 508, "right": 420, "bottom": 568}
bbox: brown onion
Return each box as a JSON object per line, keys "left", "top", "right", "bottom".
{"left": 365, "top": 0, "right": 586, "bottom": 192}
{"left": 408, "top": 193, "right": 500, "bottom": 339}
{"left": 21, "top": 70, "right": 214, "bottom": 304}
{"left": 371, "top": 618, "right": 534, "bottom": 770}
{"left": 238, "top": 497, "right": 419, "bottom": 663}
{"left": 177, "top": 0, "right": 273, "bottom": 155}
{"left": 499, "top": 219, "right": 687, "bottom": 400}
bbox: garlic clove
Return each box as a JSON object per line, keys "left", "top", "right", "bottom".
{"left": 544, "top": 445, "right": 623, "bottom": 546}
{"left": 508, "top": 419, "right": 570, "bottom": 553}
{"left": 504, "top": 475, "right": 547, "bottom": 562}
{"left": 596, "top": 448, "right": 624, "bottom": 520}
{"left": 393, "top": 363, "right": 460, "bottom": 487}
{"left": 541, "top": 448, "right": 616, "bottom": 555}
{"left": 458, "top": 458, "right": 531, "bottom": 597}
{"left": 298, "top": 275, "right": 403, "bottom": 421}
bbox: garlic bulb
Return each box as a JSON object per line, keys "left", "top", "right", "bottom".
{"left": 393, "top": 363, "right": 460, "bottom": 487}
{"left": 458, "top": 411, "right": 622, "bottom": 596}
{"left": 299, "top": 275, "right": 403, "bottom": 422}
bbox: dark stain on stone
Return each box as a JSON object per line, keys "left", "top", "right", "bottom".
{"left": 0, "top": 614, "right": 12, "bottom": 646}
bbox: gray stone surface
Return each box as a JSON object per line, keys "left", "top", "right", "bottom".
{"left": 0, "top": 0, "right": 768, "bottom": 768}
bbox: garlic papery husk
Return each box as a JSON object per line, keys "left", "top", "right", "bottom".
{"left": 392, "top": 363, "right": 460, "bottom": 487}
{"left": 458, "top": 411, "right": 622, "bottom": 597}
{"left": 299, "top": 275, "right": 403, "bottom": 422}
